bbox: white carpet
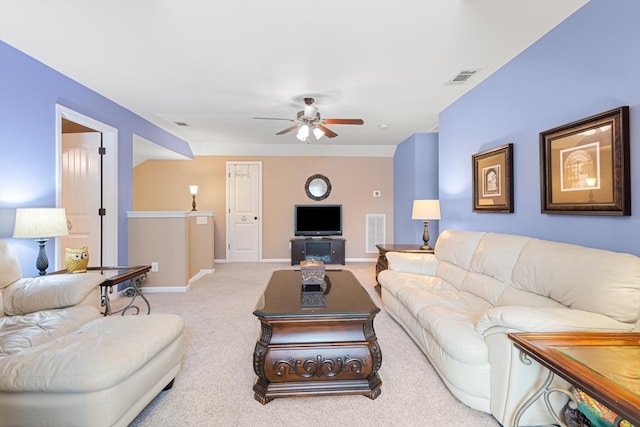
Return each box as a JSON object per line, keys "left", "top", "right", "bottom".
{"left": 120, "top": 262, "right": 499, "bottom": 427}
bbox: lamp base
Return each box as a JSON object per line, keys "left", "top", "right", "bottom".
{"left": 35, "top": 238, "right": 49, "bottom": 276}
{"left": 420, "top": 220, "right": 432, "bottom": 252}
{"left": 419, "top": 244, "right": 433, "bottom": 251}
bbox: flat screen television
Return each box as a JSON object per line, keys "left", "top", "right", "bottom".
{"left": 294, "top": 204, "right": 343, "bottom": 237}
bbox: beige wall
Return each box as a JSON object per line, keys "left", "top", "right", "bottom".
{"left": 133, "top": 155, "right": 393, "bottom": 261}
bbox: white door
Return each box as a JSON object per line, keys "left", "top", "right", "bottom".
{"left": 56, "top": 105, "right": 118, "bottom": 270}
{"left": 227, "top": 161, "right": 262, "bottom": 262}
{"left": 60, "top": 132, "right": 102, "bottom": 268}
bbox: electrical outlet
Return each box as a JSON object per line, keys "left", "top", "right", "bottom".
{"left": 196, "top": 216, "right": 207, "bottom": 224}
{"left": 151, "top": 262, "right": 159, "bottom": 272}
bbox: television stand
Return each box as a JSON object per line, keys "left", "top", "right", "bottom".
{"left": 290, "top": 237, "right": 345, "bottom": 265}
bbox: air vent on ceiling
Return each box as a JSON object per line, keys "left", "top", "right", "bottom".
{"left": 446, "top": 69, "right": 480, "bottom": 85}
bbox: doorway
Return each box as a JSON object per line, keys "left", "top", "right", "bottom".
{"left": 226, "top": 161, "right": 262, "bottom": 262}
{"left": 55, "top": 105, "right": 118, "bottom": 269}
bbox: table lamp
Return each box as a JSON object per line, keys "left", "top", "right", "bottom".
{"left": 189, "top": 185, "right": 198, "bottom": 211}
{"left": 411, "top": 200, "right": 441, "bottom": 250}
{"left": 13, "top": 208, "right": 69, "bottom": 275}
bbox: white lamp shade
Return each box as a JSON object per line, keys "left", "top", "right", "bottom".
{"left": 13, "top": 208, "right": 69, "bottom": 239}
{"left": 312, "top": 127, "right": 325, "bottom": 140}
{"left": 412, "top": 200, "right": 441, "bottom": 220}
{"left": 296, "top": 125, "right": 309, "bottom": 141}
{"left": 189, "top": 185, "right": 198, "bottom": 195}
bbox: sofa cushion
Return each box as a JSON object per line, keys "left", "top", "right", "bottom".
{"left": 497, "top": 287, "right": 565, "bottom": 308}
{"left": 476, "top": 306, "right": 635, "bottom": 335}
{"left": 386, "top": 251, "right": 439, "bottom": 276}
{"left": 460, "top": 272, "right": 504, "bottom": 307}
{"left": 3, "top": 273, "right": 105, "bottom": 316}
{"left": 435, "top": 230, "right": 484, "bottom": 289}
{"left": 0, "top": 314, "right": 185, "bottom": 392}
{"left": 416, "top": 305, "right": 490, "bottom": 365}
{"left": 397, "top": 287, "right": 491, "bottom": 318}
{"left": 435, "top": 230, "right": 484, "bottom": 272}
{"left": 378, "top": 270, "right": 455, "bottom": 298}
{"left": 0, "top": 305, "right": 101, "bottom": 357}
{"left": 512, "top": 239, "right": 640, "bottom": 323}
{"left": 0, "top": 240, "right": 22, "bottom": 291}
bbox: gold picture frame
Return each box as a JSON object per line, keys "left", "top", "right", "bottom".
{"left": 540, "top": 106, "right": 630, "bottom": 215}
{"left": 472, "top": 143, "right": 514, "bottom": 213}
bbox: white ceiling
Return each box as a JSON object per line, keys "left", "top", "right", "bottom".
{"left": 0, "top": 0, "right": 588, "bottom": 159}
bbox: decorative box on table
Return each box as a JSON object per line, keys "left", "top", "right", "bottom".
{"left": 300, "top": 258, "right": 325, "bottom": 285}
{"left": 300, "top": 258, "right": 326, "bottom": 308}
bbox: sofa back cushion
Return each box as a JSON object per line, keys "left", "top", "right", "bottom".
{"left": 434, "top": 230, "right": 484, "bottom": 290}
{"left": 512, "top": 239, "right": 640, "bottom": 323}
{"left": 0, "top": 240, "right": 22, "bottom": 290}
{"left": 462, "top": 233, "right": 530, "bottom": 306}
{"left": 0, "top": 240, "right": 23, "bottom": 318}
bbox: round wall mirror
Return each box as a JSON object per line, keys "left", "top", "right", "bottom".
{"left": 305, "top": 174, "right": 331, "bottom": 201}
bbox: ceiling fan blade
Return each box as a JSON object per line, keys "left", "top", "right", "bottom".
{"left": 253, "top": 117, "right": 295, "bottom": 121}
{"left": 276, "top": 125, "right": 299, "bottom": 135}
{"left": 323, "top": 118, "right": 364, "bottom": 125}
{"left": 317, "top": 124, "right": 338, "bottom": 138}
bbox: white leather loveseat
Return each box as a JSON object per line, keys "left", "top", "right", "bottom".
{"left": 0, "top": 240, "right": 185, "bottom": 427}
{"left": 378, "top": 229, "right": 640, "bottom": 426}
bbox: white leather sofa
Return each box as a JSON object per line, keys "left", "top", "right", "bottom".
{"left": 378, "top": 229, "right": 640, "bottom": 426}
{"left": 0, "top": 240, "right": 185, "bottom": 427}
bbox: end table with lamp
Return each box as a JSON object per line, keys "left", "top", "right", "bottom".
{"left": 411, "top": 199, "right": 441, "bottom": 250}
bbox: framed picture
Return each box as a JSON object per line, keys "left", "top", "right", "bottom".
{"left": 540, "top": 106, "right": 630, "bottom": 215}
{"left": 472, "top": 143, "right": 514, "bottom": 213}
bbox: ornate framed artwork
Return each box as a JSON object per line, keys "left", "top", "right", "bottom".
{"left": 540, "top": 106, "right": 630, "bottom": 215}
{"left": 472, "top": 143, "right": 514, "bottom": 213}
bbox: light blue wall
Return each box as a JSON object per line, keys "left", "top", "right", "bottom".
{"left": 438, "top": 0, "right": 640, "bottom": 256}
{"left": 0, "top": 41, "right": 193, "bottom": 276}
{"left": 393, "top": 132, "right": 439, "bottom": 244}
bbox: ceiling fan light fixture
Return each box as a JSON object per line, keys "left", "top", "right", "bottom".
{"left": 296, "top": 125, "right": 309, "bottom": 141}
{"left": 313, "top": 127, "right": 325, "bottom": 140}
{"left": 303, "top": 105, "right": 318, "bottom": 119}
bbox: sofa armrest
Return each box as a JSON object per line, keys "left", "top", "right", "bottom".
{"left": 2, "top": 273, "right": 106, "bottom": 316}
{"left": 386, "top": 251, "right": 439, "bottom": 276}
{"left": 476, "top": 306, "right": 635, "bottom": 336}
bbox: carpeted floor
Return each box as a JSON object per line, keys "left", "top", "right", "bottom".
{"left": 116, "top": 262, "right": 499, "bottom": 427}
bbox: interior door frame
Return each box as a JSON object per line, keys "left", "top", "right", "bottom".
{"left": 55, "top": 104, "right": 118, "bottom": 268}
{"left": 225, "top": 161, "right": 263, "bottom": 262}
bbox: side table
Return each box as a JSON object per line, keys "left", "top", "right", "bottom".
{"left": 508, "top": 332, "right": 640, "bottom": 427}
{"left": 53, "top": 266, "right": 151, "bottom": 316}
{"left": 375, "top": 244, "right": 434, "bottom": 293}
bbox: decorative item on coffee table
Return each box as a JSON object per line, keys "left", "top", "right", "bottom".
{"left": 301, "top": 258, "right": 326, "bottom": 308}
{"left": 301, "top": 258, "right": 325, "bottom": 285}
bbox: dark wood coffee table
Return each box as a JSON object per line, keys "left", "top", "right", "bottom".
{"left": 252, "top": 269, "right": 382, "bottom": 404}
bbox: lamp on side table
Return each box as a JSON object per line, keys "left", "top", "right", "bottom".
{"left": 13, "top": 208, "right": 69, "bottom": 276}
{"left": 411, "top": 200, "right": 440, "bottom": 251}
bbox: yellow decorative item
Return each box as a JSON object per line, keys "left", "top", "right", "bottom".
{"left": 65, "top": 246, "right": 89, "bottom": 273}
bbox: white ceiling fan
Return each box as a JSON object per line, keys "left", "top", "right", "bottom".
{"left": 253, "top": 97, "right": 364, "bottom": 141}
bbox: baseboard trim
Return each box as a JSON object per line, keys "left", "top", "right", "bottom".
{"left": 142, "top": 285, "right": 190, "bottom": 294}
{"left": 189, "top": 269, "right": 215, "bottom": 285}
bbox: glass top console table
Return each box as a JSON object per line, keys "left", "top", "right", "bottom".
{"left": 53, "top": 265, "right": 151, "bottom": 316}
{"left": 508, "top": 332, "right": 640, "bottom": 427}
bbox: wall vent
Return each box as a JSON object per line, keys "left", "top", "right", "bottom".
{"left": 366, "top": 214, "right": 385, "bottom": 253}
{"left": 446, "top": 69, "right": 480, "bottom": 85}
